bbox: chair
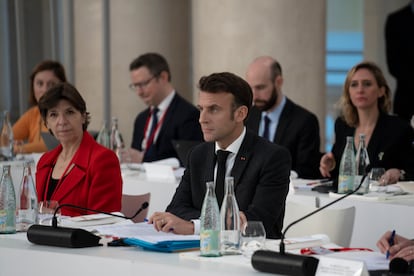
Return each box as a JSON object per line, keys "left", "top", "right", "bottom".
{"left": 283, "top": 201, "right": 356, "bottom": 247}
{"left": 121, "top": 193, "right": 151, "bottom": 223}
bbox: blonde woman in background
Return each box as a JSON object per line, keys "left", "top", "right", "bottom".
{"left": 320, "top": 61, "right": 414, "bottom": 187}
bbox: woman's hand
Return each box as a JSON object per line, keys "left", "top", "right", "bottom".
{"left": 380, "top": 168, "right": 402, "bottom": 185}
{"left": 319, "top": 152, "right": 335, "bottom": 177}
{"left": 377, "top": 231, "right": 414, "bottom": 261}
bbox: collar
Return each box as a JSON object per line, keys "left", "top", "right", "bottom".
{"left": 263, "top": 94, "right": 286, "bottom": 122}
{"left": 215, "top": 127, "right": 246, "bottom": 155}
{"left": 153, "top": 90, "right": 175, "bottom": 113}
{"left": 37, "top": 131, "right": 92, "bottom": 171}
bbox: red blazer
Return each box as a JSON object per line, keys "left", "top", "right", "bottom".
{"left": 36, "top": 131, "right": 122, "bottom": 216}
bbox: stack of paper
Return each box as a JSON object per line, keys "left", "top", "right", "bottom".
{"left": 265, "top": 234, "right": 330, "bottom": 251}
{"left": 60, "top": 212, "right": 128, "bottom": 228}
{"left": 93, "top": 222, "right": 200, "bottom": 252}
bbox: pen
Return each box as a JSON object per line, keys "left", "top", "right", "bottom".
{"left": 306, "top": 179, "right": 333, "bottom": 186}
{"left": 386, "top": 230, "right": 396, "bottom": 259}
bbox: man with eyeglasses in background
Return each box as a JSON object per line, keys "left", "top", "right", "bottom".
{"left": 122, "top": 52, "right": 203, "bottom": 164}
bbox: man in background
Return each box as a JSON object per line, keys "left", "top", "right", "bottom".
{"left": 385, "top": 1, "right": 414, "bottom": 121}
{"left": 245, "top": 56, "right": 322, "bottom": 179}
{"left": 124, "top": 52, "right": 203, "bottom": 164}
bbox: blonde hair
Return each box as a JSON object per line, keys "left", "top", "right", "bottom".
{"left": 338, "top": 61, "right": 392, "bottom": 127}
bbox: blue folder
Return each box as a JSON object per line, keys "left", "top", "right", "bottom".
{"left": 124, "top": 237, "right": 200, "bottom": 253}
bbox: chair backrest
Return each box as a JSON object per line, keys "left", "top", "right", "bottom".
{"left": 283, "top": 201, "right": 356, "bottom": 247}
{"left": 121, "top": 193, "right": 151, "bottom": 223}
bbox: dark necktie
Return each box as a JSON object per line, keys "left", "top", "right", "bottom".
{"left": 263, "top": 115, "right": 271, "bottom": 141}
{"left": 215, "top": 150, "right": 231, "bottom": 206}
{"left": 144, "top": 107, "right": 159, "bottom": 161}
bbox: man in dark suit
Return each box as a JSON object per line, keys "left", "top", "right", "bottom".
{"left": 124, "top": 53, "right": 203, "bottom": 163}
{"left": 385, "top": 2, "right": 414, "bottom": 121}
{"left": 149, "top": 72, "right": 291, "bottom": 239}
{"left": 245, "top": 56, "right": 322, "bottom": 179}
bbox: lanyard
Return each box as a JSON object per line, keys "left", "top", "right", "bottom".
{"left": 143, "top": 107, "right": 168, "bottom": 150}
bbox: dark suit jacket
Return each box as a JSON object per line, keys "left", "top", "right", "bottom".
{"left": 330, "top": 113, "right": 414, "bottom": 183}
{"left": 166, "top": 130, "right": 291, "bottom": 239}
{"left": 131, "top": 93, "right": 203, "bottom": 163}
{"left": 36, "top": 131, "right": 123, "bottom": 216}
{"left": 385, "top": 4, "right": 414, "bottom": 120}
{"left": 246, "top": 98, "right": 321, "bottom": 179}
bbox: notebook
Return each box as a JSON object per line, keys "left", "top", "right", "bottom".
{"left": 40, "top": 132, "right": 60, "bottom": 150}
{"left": 171, "top": 140, "right": 202, "bottom": 167}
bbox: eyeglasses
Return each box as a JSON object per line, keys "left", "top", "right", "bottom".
{"left": 129, "top": 75, "right": 156, "bottom": 91}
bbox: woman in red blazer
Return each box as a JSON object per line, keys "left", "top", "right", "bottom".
{"left": 36, "top": 83, "right": 122, "bottom": 216}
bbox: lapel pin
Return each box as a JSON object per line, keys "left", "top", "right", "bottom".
{"left": 240, "top": 156, "right": 246, "bottom": 161}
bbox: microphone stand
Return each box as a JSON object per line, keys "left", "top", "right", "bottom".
{"left": 252, "top": 173, "right": 369, "bottom": 276}
{"left": 51, "top": 202, "right": 149, "bottom": 227}
{"left": 27, "top": 202, "right": 148, "bottom": 248}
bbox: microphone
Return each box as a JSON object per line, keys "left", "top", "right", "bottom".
{"left": 389, "top": 258, "right": 413, "bottom": 275}
{"left": 252, "top": 171, "right": 370, "bottom": 276}
{"left": 27, "top": 202, "right": 149, "bottom": 248}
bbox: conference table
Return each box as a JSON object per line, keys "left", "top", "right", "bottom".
{"left": 2, "top": 158, "right": 414, "bottom": 251}
{"left": 288, "top": 185, "right": 414, "bottom": 250}
{"left": 0, "top": 232, "right": 262, "bottom": 276}
{"left": 122, "top": 167, "right": 414, "bottom": 250}
{"left": 0, "top": 159, "right": 404, "bottom": 275}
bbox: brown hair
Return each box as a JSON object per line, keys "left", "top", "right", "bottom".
{"left": 129, "top": 53, "right": 171, "bottom": 82}
{"left": 339, "top": 61, "right": 392, "bottom": 127}
{"left": 38, "top": 83, "right": 90, "bottom": 131}
{"left": 29, "top": 60, "right": 67, "bottom": 106}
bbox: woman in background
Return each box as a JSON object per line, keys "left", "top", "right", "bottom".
{"left": 36, "top": 82, "right": 122, "bottom": 216}
{"left": 320, "top": 61, "right": 414, "bottom": 186}
{"left": 13, "top": 60, "right": 67, "bottom": 153}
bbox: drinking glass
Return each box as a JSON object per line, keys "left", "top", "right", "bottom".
{"left": 14, "top": 140, "right": 25, "bottom": 160}
{"left": 240, "top": 221, "right": 266, "bottom": 258}
{"left": 38, "top": 200, "right": 60, "bottom": 225}
{"left": 369, "top": 168, "right": 386, "bottom": 192}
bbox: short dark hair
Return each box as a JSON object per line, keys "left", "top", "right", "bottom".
{"left": 198, "top": 72, "right": 253, "bottom": 113}
{"left": 38, "top": 83, "right": 90, "bottom": 131}
{"left": 129, "top": 52, "right": 171, "bottom": 81}
{"left": 270, "top": 60, "right": 282, "bottom": 81}
{"left": 29, "top": 60, "right": 67, "bottom": 106}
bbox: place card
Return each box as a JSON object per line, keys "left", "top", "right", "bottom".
{"left": 316, "top": 255, "right": 369, "bottom": 276}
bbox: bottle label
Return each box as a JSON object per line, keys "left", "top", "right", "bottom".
{"left": 17, "top": 209, "right": 37, "bottom": 224}
{"left": 338, "top": 175, "right": 355, "bottom": 194}
{"left": 0, "top": 209, "right": 16, "bottom": 233}
{"left": 200, "top": 229, "right": 220, "bottom": 256}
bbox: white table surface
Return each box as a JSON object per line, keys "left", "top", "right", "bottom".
{"left": 0, "top": 232, "right": 264, "bottom": 276}
{"left": 121, "top": 167, "right": 179, "bottom": 217}
{"left": 287, "top": 188, "right": 414, "bottom": 250}
{"left": 3, "top": 159, "right": 413, "bottom": 253}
